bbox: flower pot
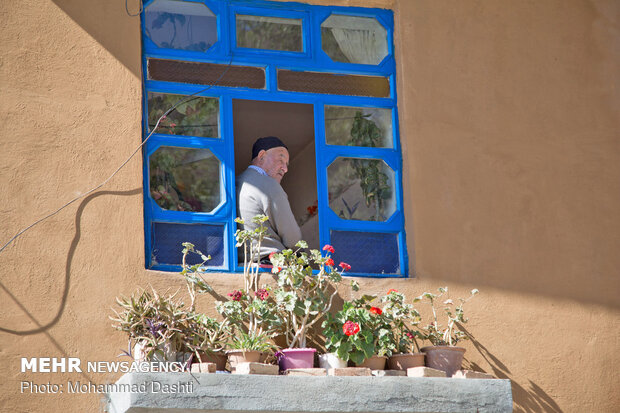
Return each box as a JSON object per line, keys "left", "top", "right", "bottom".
{"left": 356, "top": 355, "right": 387, "bottom": 370}
{"left": 421, "top": 346, "right": 466, "bottom": 377}
{"left": 198, "top": 351, "right": 228, "bottom": 371}
{"left": 318, "top": 352, "right": 348, "bottom": 369}
{"left": 226, "top": 349, "right": 262, "bottom": 371}
{"left": 387, "top": 353, "right": 425, "bottom": 370}
{"left": 278, "top": 348, "right": 316, "bottom": 370}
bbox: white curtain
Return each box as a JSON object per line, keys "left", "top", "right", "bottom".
{"left": 331, "top": 28, "right": 380, "bottom": 65}
{"left": 325, "top": 16, "right": 387, "bottom": 65}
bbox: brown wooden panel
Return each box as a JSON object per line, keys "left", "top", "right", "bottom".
{"left": 148, "top": 58, "right": 265, "bottom": 89}
{"left": 278, "top": 70, "right": 389, "bottom": 97}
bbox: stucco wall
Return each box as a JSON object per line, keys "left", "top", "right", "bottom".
{"left": 1, "top": 0, "right": 618, "bottom": 412}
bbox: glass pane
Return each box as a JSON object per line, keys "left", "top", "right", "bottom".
{"left": 328, "top": 157, "right": 396, "bottom": 221}
{"left": 321, "top": 15, "right": 388, "bottom": 65}
{"left": 325, "top": 106, "right": 393, "bottom": 148}
{"left": 151, "top": 222, "right": 225, "bottom": 267}
{"left": 148, "top": 92, "right": 219, "bottom": 138}
{"left": 236, "top": 14, "right": 302, "bottom": 52}
{"left": 330, "top": 230, "right": 400, "bottom": 274}
{"left": 150, "top": 146, "right": 221, "bottom": 213}
{"left": 144, "top": 0, "right": 217, "bottom": 52}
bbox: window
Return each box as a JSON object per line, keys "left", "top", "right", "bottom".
{"left": 141, "top": 0, "right": 407, "bottom": 276}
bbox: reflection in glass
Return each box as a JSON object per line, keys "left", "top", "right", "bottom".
{"left": 325, "top": 106, "right": 392, "bottom": 148}
{"left": 236, "top": 14, "right": 302, "bottom": 52}
{"left": 150, "top": 146, "right": 221, "bottom": 213}
{"left": 328, "top": 157, "right": 395, "bottom": 222}
{"left": 321, "top": 15, "right": 388, "bottom": 65}
{"left": 145, "top": 0, "right": 217, "bottom": 52}
{"left": 148, "top": 93, "right": 219, "bottom": 138}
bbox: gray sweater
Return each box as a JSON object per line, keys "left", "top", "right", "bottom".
{"left": 236, "top": 168, "right": 302, "bottom": 259}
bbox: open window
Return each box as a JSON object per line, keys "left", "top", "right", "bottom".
{"left": 141, "top": 0, "right": 407, "bottom": 276}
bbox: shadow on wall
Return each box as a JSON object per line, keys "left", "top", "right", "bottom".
{"left": 0, "top": 188, "right": 142, "bottom": 338}
{"left": 51, "top": 0, "right": 142, "bottom": 77}
{"left": 0, "top": 187, "right": 228, "bottom": 340}
{"left": 461, "top": 327, "right": 564, "bottom": 413}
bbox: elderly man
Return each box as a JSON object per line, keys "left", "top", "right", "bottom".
{"left": 236, "top": 136, "right": 302, "bottom": 261}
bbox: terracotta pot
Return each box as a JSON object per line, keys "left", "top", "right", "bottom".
{"left": 387, "top": 352, "right": 425, "bottom": 370}
{"left": 278, "top": 348, "right": 316, "bottom": 370}
{"left": 318, "top": 352, "right": 348, "bottom": 369}
{"left": 226, "top": 349, "right": 262, "bottom": 371}
{"left": 198, "top": 351, "right": 227, "bottom": 371}
{"left": 356, "top": 355, "right": 387, "bottom": 370}
{"left": 421, "top": 346, "right": 465, "bottom": 377}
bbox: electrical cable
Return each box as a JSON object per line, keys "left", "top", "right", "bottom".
{"left": 125, "top": 0, "right": 143, "bottom": 17}
{"left": 0, "top": 54, "right": 234, "bottom": 256}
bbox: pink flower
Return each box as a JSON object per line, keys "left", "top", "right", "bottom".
{"left": 343, "top": 321, "right": 360, "bottom": 336}
{"left": 254, "top": 289, "right": 269, "bottom": 301}
{"left": 228, "top": 290, "right": 243, "bottom": 302}
{"left": 322, "top": 245, "right": 335, "bottom": 254}
{"left": 387, "top": 289, "right": 398, "bottom": 294}
{"left": 339, "top": 262, "right": 351, "bottom": 271}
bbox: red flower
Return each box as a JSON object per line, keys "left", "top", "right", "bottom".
{"left": 228, "top": 290, "right": 243, "bottom": 302}
{"left": 343, "top": 321, "right": 360, "bottom": 336}
{"left": 387, "top": 289, "right": 398, "bottom": 294}
{"left": 339, "top": 262, "right": 351, "bottom": 271}
{"left": 307, "top": 205, "right": 318, "bottom": 216}
{"left": 325, "top": 258, "right": 334, "bottom": 267}
{"left": 406, "top": 332, "right": 414, "bottom": 340}
{"left": 268, "top": 251, "right": 276, "bottom": 261}
{"left": 254, "top": 289, "right": 269, "bottom": 301}
{"left": 369, "top": 307, "right": 383, "bottom": 315}
{"left": 322, "top": 244, "right": 335, "bottom": 254}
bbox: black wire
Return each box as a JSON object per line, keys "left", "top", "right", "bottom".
{"left": 125, "top": 0, "right": 143, "bottom": 17}
{"left": 0, "top": 53, "right": 235, "bottom": 255}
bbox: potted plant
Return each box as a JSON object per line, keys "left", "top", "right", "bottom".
{"left": 178, "top": 242, "right": 231, "bottom": 369}
{"left": 381, "top": 289, "right": 426, "bottom": 370}
{"left": 216, "top": 216, "right": 281, "bottom": 370}
{"left": 322, "top": 293, "right": 395, "bottom": 370}
{"left": 225, "top": 330, "right": 276, "bottom": 371}
{"left": 269, "top": 243, "right": 350, "bottom": 370}
{"left": 110, "top": 288, "right": 190, "bottom": 363}
{"left": 185, "top": 313, "right": 230, "bottom": 371}
{"left": 415, "top": 287, "right": 479, "bottom": 376}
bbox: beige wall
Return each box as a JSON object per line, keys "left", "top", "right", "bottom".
{"left": 0, "top": 0, "right": 618, "bottom": 412}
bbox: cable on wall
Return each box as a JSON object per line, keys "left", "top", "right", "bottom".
{"left": 125, "top": 0, "right": 143, "bottom": 17}
{"left": 0, "top": 54, "right": 235, "bottom": 256}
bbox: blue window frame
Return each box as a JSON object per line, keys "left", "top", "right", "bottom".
{"left": 141, "top": 0, "right": 408, "bottom": 277}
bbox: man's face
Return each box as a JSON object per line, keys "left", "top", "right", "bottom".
{"left": 257, "top": 146, "right": 289, "bottom": 183}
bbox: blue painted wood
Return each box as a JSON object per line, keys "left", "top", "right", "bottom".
{"left": 141, "top": 0, "right": 407, "bottom": 276}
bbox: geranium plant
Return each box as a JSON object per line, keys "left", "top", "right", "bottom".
{"left": 381, "top": 289, "right": 424, "bottom": 353}
{"left": 415, "top": 287, "right": 479, "bottom": 346}
{"left": 322, "top": 294, "right": 395, "bottom": 364}
{"left": 215, "top": 215, "right": 280, "bottom": 353}
{"left": 269, "top": 243, "right": 350, "bottom": 348}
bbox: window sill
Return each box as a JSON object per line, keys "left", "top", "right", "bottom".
{"left": 107, "top": 372, "right": 512, "bottom": 413}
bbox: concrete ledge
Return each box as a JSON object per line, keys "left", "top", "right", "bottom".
{"left": 107, "top": 372, "right": 512, "bottom": 413}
